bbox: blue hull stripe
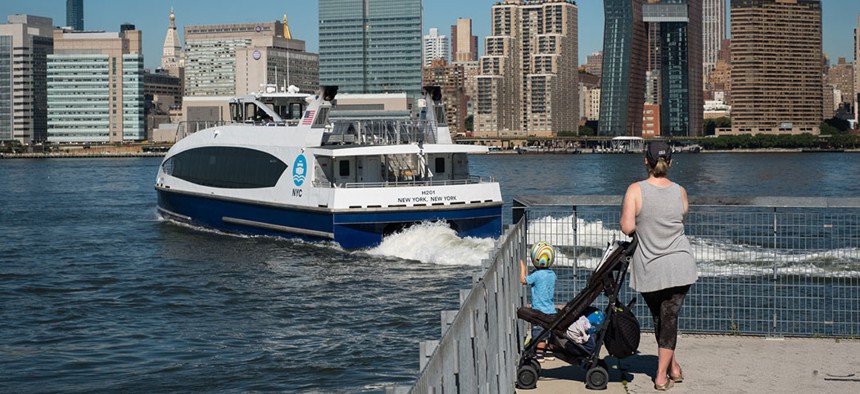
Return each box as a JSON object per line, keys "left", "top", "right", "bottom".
{"left": 157, "top": 189, "right": 502, "bottom": 249}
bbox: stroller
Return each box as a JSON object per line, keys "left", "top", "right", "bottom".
{"left": 516, "top": 236, "right": 639, "bottom": 390}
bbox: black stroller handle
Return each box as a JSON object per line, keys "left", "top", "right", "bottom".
{"left": 624, "top": 233, "right": 639, "bottom": 255}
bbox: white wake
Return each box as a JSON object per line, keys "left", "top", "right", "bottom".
{"left": 364, "top": 222, "right": 496, "bottom": 266}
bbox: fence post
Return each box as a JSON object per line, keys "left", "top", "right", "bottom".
{"left": 772, "top": 207, "right": 779, "bottom": 335}
{"left": 572, "top": 205, "right": 578, "bottom": 280}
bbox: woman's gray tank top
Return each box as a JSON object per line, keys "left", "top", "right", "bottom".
{"left": 629, "top": 181, "right": 698, "bottom": 293}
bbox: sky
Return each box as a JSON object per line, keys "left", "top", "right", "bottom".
{"left": 1, "top": 0, "right": 858, "bottom": 71}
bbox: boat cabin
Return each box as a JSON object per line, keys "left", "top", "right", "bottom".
{"left": 229, "top": 86, "right": 311, "bottom": 125}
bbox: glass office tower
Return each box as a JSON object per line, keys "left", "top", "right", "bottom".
{"left": 319, "top": 0, "right": 422, "bottom": 97}
{"left": 599, "top": 0, "right": 646, "bottom": 136}
{"left": 656, "top": 0, "right": 703, "bottom": 137}
{"left": 66, "top": 0, "right": 83, "bottom": 31}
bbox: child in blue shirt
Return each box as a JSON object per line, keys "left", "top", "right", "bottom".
{"left": 520, "top": 241, "right": 557, "bottom": 360}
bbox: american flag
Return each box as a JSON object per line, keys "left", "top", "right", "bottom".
{"left": 302, "top": 110, "right": 316, "bottom": 126}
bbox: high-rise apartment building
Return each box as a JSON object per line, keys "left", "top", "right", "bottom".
{"left": 423, "top": 28, "right": 449, "bottom": 67}
{"left": 709, "top": 39, "right": 731, "bottom": 101}
{"left": 183, "top": 21, "right": 319, "bottom": 97}
{"left": 585, "top": 51, "right": 603, "bottom": 77}
{"left": 0, "top": 15, "right": 53, "bottom": 144}
{"left": 645, "top": 0, "right": 661, "bottom": 74}
{"left": 319, "top": 0, "right": 422, "bottom": 97}
{"left": 48, "top": 28, "right": 144, "bottom": 142}
{"left": 826, "top": 57, "right": 854, "bottom": 109}
{"left": 475, "top": 0, "right": 579, "bottom": 137}
{"left": 66, "top": 0, "right": 83, "bottom": 31}
{"left": 423, "top": 59, "right": 467, "bottom": 134}
{"left": 702, "top": 0, "right": 726, "bottom": 86}
{"left": 855, "top": 14, "right": 860, "bottom": 109}
{"left": 451, "top": 18, "right": 478, "bottom": 63}
{"left": 730, "top": 0, "right": 823, "bottom": 135}
{"left": 579, "top": 72, "right": 600, "bottom": 121}
{"left": 599, "top": 0, "right": 646, "bottom": 136}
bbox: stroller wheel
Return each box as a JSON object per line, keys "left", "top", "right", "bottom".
{"left": 586, "top": 365, "right": 609, "bottom": 390}
{"left": 516, "top": 364, "right": 539, "bottom": 390}
{"left": 528, "top": 358, "right": 541, "bottom": 373}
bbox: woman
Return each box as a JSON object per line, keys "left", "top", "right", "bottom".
{"left": 620, "top": 141, "right": 698, "bottom": 391}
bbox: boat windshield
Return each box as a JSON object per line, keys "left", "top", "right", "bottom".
{"left": 229, "top": 95, "right": 308, "bottom": 125}
{"left": 323, "top": 119, "right": 438, "bottom": 146}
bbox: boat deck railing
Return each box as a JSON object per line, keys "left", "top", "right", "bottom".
{"left": 313, "top": 176, "right": 495, "bottom": 189}
{"left": 323, "top": 119, "right": 438, "bottom": 146}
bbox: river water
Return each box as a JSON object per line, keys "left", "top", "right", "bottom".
{"left": 1, "top": 152, "right": 858, "bottom": 393}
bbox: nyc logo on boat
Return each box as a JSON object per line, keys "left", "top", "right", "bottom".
{"left": 293, "top": 155, "right": 307, "bottom": 187}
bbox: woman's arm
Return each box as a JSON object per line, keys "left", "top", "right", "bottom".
{"left": 680, "top": 185, "right": 689, "bottom": 223}
{"left": 620, "top": 183, "right": 640, "bottom": 236}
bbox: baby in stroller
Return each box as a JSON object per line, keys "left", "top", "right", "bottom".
{"left": 516, "top": 237, "right": 639, "bottom": 390}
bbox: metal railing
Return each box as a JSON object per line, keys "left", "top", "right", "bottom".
{"left": 401, "top": 222, "right": 529, "bottom": 394}
{"left": 401, "top": 195, "right": 860, "bottom": 393}
{"left": 513, "top": 195, "right": 860, "bottom": 337}
{"left": 312, "top": 176, "right": 496, "bottom": 189}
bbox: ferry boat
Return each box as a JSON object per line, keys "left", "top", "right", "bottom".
{"left": 154, "top": 86, "right": 503, "bottom": 249}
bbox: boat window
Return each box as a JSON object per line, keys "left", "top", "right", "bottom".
{"left": 435, "top": 157, "right": 445, "bottom": 174}
{"left": 244, "top": 103, "right": 257, "bottom": 122}
{"left": 339, "top": 159, "right": 350, "bottom": 177}
{"left": 272, "top": 102, "right": 305, "bottom": 120}
{"left": 163, "top": 147, "right": 287, "bottom": 189}
{"left": 312, "top": 107, "right": 329, "bottom": 128}
{"left": 288, "top": 102, "right": 304, "bottom": 120}
{"left": 229, "top": 102, "right": 242, "bottom": 123}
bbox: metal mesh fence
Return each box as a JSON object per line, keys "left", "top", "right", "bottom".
{"left": 516, "top": 197, "right": 860, "bottom": 337}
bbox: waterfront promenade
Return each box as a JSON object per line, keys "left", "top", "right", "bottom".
{"left": 520, "top": 333, "right": 860, "bottom": 393}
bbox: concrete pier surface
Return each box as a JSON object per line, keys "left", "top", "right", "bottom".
{"left": 517, "top": 333, "right": 860, "bottom": 393}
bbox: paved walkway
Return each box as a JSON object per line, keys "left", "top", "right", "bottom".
{"left": 517, "top": 333, "right": 860, "bottom": 393}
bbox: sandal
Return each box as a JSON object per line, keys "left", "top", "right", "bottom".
{"left": 654, "top": 379, "right": 674, "bottom": 391}
{"left": 669, "top": 371, "right": 684, "bottom": 383}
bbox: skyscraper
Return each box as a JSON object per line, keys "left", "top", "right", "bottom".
{"left": 48, "top": 27, "right": 144, "bottom": 142}
{"left": 854, "top": 14, "right": 860, "bottom": 110}
{"left": 183, "top": 21, "right": 319, "bottom": 97}
{"left": 730, "top": 0, "right": 823, "bottom": 135}
{"left": 423, "top": 28, "right": 449, "bottom": 67}
{"left": 585, "top": 51, "right": 603, "bottom": 77}
{"left": 451, "top": 18, "right": 477, "bottom": 63}
{"left": 423, "top": 59, "right": 466, "bottom": 134}
{"left": 66, "top": 0, "right": 83, "bottom": 31}
{"left": 599, "top": 0, "right": 646, "bottom": 136}
{"left": 0, "top": 15, "right": 53, "bottom": 143}
{"left": 647, "top": 0, "right": 703, "bottom": 137}
{"left": 702, "top": 0, "right": 726, "bottom": 86}
{"left": 161, "top": 8, "right": 182, "bottom": 77}
{"left": 319, "top": 0, "right": 422, "bottom": 97}
{"left": 826, "top": 57, "right": 854, "bottom": 110}
{"left": 475, "top": 0, "right": 579, "bottom": 137}
{"left": 601, "top": 0, "right": 702, "bottom": 137}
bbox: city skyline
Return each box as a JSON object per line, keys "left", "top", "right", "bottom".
{"left": 0, "top": 0, "right": 857, "bottom": 72}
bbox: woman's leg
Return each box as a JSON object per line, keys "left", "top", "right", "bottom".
{"left": 643, "top": 286, "right": 691, "bottom": 385}
{"left": 656, "top": 347, "right": 674, "bottom": 386}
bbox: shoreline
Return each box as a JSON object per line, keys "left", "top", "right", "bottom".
{"left": 485, "top": 148, "right": 860, "bottom": 155}
{"left": 1, "top": 152, "right": 166, "bottom": 159}
{"left": 3, "top": 148, "right": 858, "bottom": 159}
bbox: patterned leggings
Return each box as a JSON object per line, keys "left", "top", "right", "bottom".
{"left": 641, "top": 285, "right": 691, "bottom": 350}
